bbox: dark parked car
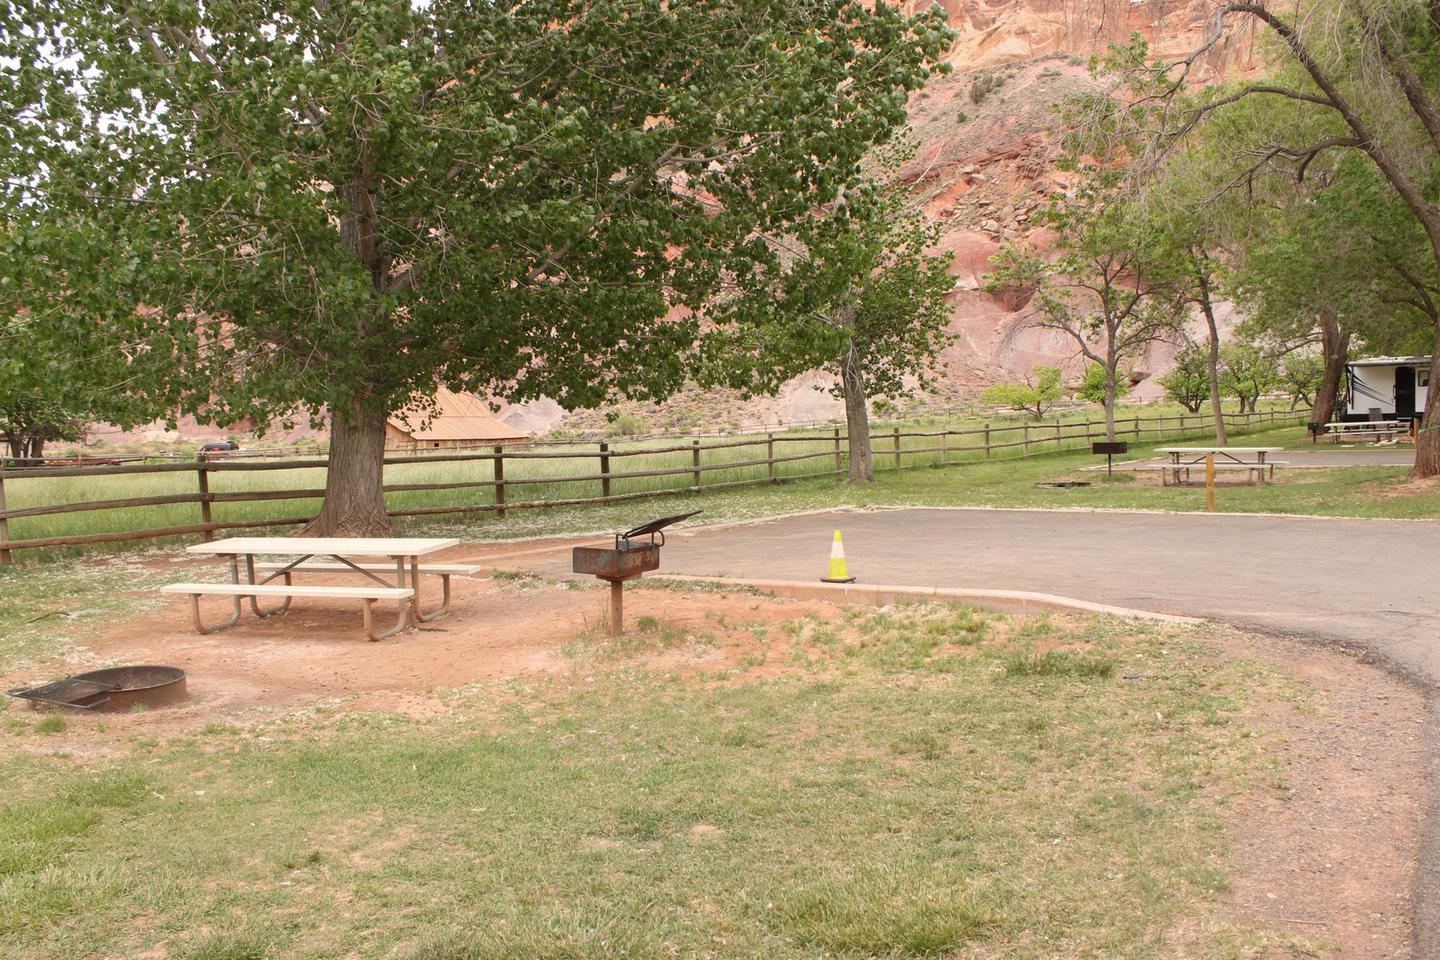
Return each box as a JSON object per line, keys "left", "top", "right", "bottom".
{"left": 198, "top": 440, "right": 240, "bottom": 458}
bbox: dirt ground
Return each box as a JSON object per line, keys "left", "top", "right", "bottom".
{"left": 1, "top": 546, "right": 1427, "bottom": 958}
{"left": 1218, "top": 629, "right": 1426, "bottom": 958}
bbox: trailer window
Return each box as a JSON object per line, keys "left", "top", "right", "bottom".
{"left": 1422, "top": 371, "right": 1431, "bottom": 387}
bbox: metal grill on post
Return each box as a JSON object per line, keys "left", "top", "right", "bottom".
{"left": 1091, "top": 441, "right": 1128, "bottom": 476}
{"left": 572, "top": 510, "right": 701, "bottom": 636}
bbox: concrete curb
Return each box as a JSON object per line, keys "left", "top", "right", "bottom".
{"left": 651, "top": 575, "right": 1203, "bottom": 624}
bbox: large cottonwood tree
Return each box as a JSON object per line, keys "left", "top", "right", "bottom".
{"left": 0, "top": 0, "right": 950, "bottom": 533}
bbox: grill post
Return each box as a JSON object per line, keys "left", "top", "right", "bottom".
{"left": 609, "top": 579, "right": 624, "bottom": 637}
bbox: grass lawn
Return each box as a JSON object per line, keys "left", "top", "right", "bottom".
{"left": 2, "top": 596, "right": 1321, "bottom": 959}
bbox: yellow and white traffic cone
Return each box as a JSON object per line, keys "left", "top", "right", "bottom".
{"left": 821, "top": 529, "right": 856, "bottom": 584}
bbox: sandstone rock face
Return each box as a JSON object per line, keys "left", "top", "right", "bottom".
{"left": 891, "top": 0, "right": 1257, "bottom": 402}
{"left": 913, "top": 0, "right": 1258, "bottom": 77}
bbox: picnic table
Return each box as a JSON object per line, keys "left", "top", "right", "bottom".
{"left": 1149, "top": 447, "right": 1285, "bottom": 487}
{"left": 1324, "top": 420, "right": 1410, "bottom": 443}
{"left": 162, "top": 537, "right": 472, "bottom": 641}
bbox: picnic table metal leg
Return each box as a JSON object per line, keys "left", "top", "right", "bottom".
{"left": 362, "top": 595, "right": 411, "bottom": 642}
{"left": 187, "top": 592, "right": 242, "bottom": 635}
{"left": 410, "top": 555, "right": 453, "bottom": 623}
{"left": 244, "top": 554, "right": 292, "bottom": 618}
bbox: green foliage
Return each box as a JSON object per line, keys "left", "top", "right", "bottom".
{"left": 1078, "top": 362, "right": 1128, "bottom": 405}
{"left": 1278, "top": 351, "right": 1325, "bottom": 409}
{"left": 1220, "top": 345, "right": 1278, "bottom": 414}
{"left": 0, "top": 393, "right": 86, "bottom": 461}
{"left": 980, "top": 365, "right": 1063, "bottom": 419}
{"left": 604, "top": 413, "right": 651, "bottom": 438}
{"left": 1157, "top": 344, "right": 1211, "bottom": 413}
{"left": 0, "top": 0, "right": 953, "bottom": 515}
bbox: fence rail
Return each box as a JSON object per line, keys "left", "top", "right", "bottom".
{"left": 0, "top": 409, "right": 1306, "bottom": 562}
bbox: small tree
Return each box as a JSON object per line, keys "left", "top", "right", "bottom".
{"left": 980, "top": 366, "right": 1063, "bottom": 420}
{"left": 1157, "top": 344, "right": 1210, "bottom": 413}
{"left": 1279, "top": 351, "right": 1326, "bottom": 411}
{"left": 1221, "top": 345, "right": 1278, "bottom": 414}
{"left": 987, "top": 185, "right": 1182, "bottom": 440}
{"left": 725, "top": 165, "right": 954, "bottom": 483}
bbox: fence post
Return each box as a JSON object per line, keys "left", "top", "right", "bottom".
{"left": 196, "top": 460, "right": 214, "bottom": 541}
{"left": 893, "top": 427, "right": 902, "bottom": 470}
{"left": 833, "top": 427, "right": 842, "bottom": 472}
{"left": 599, "top": 442, "right": 611, "bottom": 499}
{"left": 767, "top": 433, "right": 776, "bottom": 483}
{"left": 940, "top": 430, "right": 948, "bottom": 464}
{"left": 494, "top": 445, "right": 506, "bottom": 518}
{"left": 1055, "top": 421, "right": 1062, "bottom": 452}
{"left": 691, "top": 439, "right": 702, "bottom": 489}
{"left": 0, "top": 468, "right": 10, "bottom": 565}
{"left": 1023, "top": 422, "right": 1030, "bottom": 457}
{"left": 984, "top": 423, "right": 991, "bottom": 458}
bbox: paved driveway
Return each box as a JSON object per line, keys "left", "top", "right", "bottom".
{"left": 559, "top": 508, "right": 1439, "bottom": 684}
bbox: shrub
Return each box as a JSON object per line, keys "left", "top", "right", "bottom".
{"left": 979, "top": 365, "right": 1062, "bottom": 419}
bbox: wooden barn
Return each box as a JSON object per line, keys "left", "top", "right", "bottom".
{"left": 385, "top": 389, "right": 531, "bottom": 450}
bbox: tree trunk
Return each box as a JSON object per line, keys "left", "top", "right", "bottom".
{"left": 1198, "top": 271, "right": 1227, "bottom": 444}
{"left": 301, "top": 400, "right": 393, "bottom": 537}
{"left": 28, "top": 437, "right": 45, "bottom": 460}
{"left": 1414, "top": 332, "right": 1440, "bottom": 477}
{"left": 1312, "top": 312, "right": 1349, "bottom": 428}
{"left": 842, "top": 350, "right": 874, "bottom": 483}
{"left": 1103, "top": 362, "right": 1117, "bottom": 441}
{"left": 4, "top": 434, "right": 21, "bottom": 460}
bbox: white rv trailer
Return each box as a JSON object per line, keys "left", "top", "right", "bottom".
{"left": 1342, "top": 356, "right": 1431, "bottom": 422}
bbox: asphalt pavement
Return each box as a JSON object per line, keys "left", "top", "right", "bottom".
{"left": 567, "top": 507, "right": 1439, "bottom": 683}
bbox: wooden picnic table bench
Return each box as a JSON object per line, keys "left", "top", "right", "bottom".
{"left": 161, "top": 582, "right": 416, "bottom": 642}
{"left": 170, "top": 536, "right": 461, "bottom": 641}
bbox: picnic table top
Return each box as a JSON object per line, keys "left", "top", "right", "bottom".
{"left": 1326, "top": 420, "right": 1405, "bottom": 427}
{"left": 187, "top": 536, "right": 460, "bottom": 557}
{"left": 1153, "top": 446, "right": 1284, "bottom": 454}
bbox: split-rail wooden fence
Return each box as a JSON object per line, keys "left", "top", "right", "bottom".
{"left": 0, "top": 408, "right": 1306, "bottom": 563}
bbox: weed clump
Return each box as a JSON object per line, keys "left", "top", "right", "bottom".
{"left": 1003, "top": 650, "right": 1115, "bottom": 679}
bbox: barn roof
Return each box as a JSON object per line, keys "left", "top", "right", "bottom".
{"left": 388, "top": 388, "right": 530, "bottom": 442}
